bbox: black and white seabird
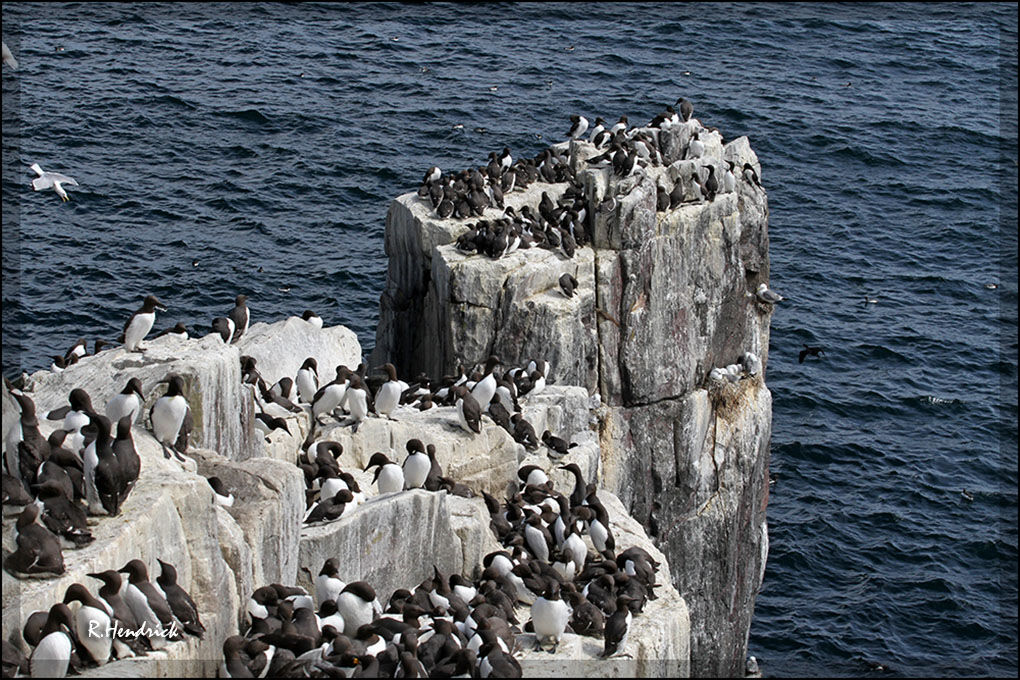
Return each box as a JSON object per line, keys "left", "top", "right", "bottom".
{"left": 687, "top": 131, "right": 704, "bottom": 159}
{"left": 118, "top": 559, "right": 183, "bottom": 642}
{"left": 106, "top": 377, "right": 144, "bottom": 425}
{"left": 209, "top": 317, "right": 234, "bottom": 343}
{"left": 122, "top": 295, "right": 167, "bottom": 352}
{"left": 704, "top": 164, "right": 719, "bottom": 199}
{"left": 374, "top": 363, "right": 403, "bottom": 420}
{"left": 454, "top": 386, "right": 482, "bottom": 435}
{"left": 510, "top": 413, "right": 539, "bottom": 450}
{"left": 558, "top": 272, "right": 578, "bottom": 299}
{"left": 742, "top": 162, "right": 763, "bottom": 190}
{"left": 63, "top": 582, "right": 114, "bottom": 665}
{"left": 63, "top": 338, "right": 87, "bottom": 363}
{"left": 301, "top": 309, "right": 323, "bottom": 328}
{"left": 206, "top": 476, "right": 234, "bottom": 507}
{"left": 310, "top": 366, "right": 352, "bottom": 423}
{"left": 402, "top": 439, "right": 430, "bottom": 490}
{"left": 567, "top": 114, "right": 589, "bottom": 140}
{"left": 337, "top": 582, "right": 380, "bottom": 636}
{"left": 313, "top": 558, "right": 346, "bottom": 609}
{"left": 304, "top": 489, "right": 353, "bottom": 524}
{"left": 470, "top": 355, "right": 500, "bottom": 412}
{"left": 677, "top": 97, "right": 694, "bottom": 122}
{"left": 28, "top": 603, "right": 75, "bottom": 678}
{"left": 601, "top": 595, "right": 636, "bottom": 658}
{"left": 156, "top": 559, "right": 205, "bottom": 638}
{"left": 150, "top": 375, "right": 191, "bottom": 461}
{"left": 156, "top": 322, "right": 189, "bottom": 339}
{"left": 530, "top": 582, "right": 569, "bottom": 653}
{"left": 799, "top": 346, "right": 824, "bottom": 364}
{"left": 344, "top": 374, "right": 370, "bottom": 433}
{"left": 365, "top": 452, "right": 404, "bottom": 495}
{"left": 723, "top": 160, "right": 737, "bottom": 193}
{"left": 36, "top": 477, "right": 92, "bottom": 547}
{"left": 295, "top": 357, "right": 319, "bottom": 405}
{"left": 229, "top": 294, "right": 250, "bottom": 343}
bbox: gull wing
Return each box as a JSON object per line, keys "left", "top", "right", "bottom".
{"left": 48, "top": 173, "right": 78, "bottom": 186}
{"left": 32, "top": 175, "right": 54, "bottom": 191}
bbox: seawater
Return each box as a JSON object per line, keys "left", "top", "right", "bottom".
{"left": 2, "top": 3, "right": 1016, "bottom": 676}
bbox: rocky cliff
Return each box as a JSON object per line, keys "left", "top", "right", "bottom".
{"left": 372, "top": 120, "right": 773, "bottom": 677}
{"left": 3, "top": 317, "right": 691, "bottom": 676}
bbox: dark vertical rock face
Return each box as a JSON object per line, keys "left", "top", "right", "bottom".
{"left": 373, "top": 121, "right": 773, "bottom": 677}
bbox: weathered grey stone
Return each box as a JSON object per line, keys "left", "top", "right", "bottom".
{"left": 520, "top": 385, "right": 594, "bottom": 443}
{"left": 439, "top": 494, "right": 503, "bottom": 580}
{"left": 599, "top": 383, "right": 771, "bottom": 678}
{"left": 372, "top": 123, "right": 773, "bottom": 677}
{"left": 10, "top": 333, "right": 257, "bottom": 462}
{"left": 235, "top": 318, "right": 362, "bottom": 388}
{"left": 2, "top": 432, "right": 238, "bottom": 678}
{"left": 297, "top": 489, "right": 462, "bottom": 605}
{"left": 192, "top": 452, "right": 305, "bottom": 593}
{"left": 371, "top": 181, "right": 573, "bottom": 381}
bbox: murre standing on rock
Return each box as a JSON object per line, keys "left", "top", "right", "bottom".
{"left": 156, "top": 559, "right": 205, "bottom": 638}
{"left": 310, "top": 366, "right": 351, "bottom": 424}
{"left": 602, "top": 595, "right": 636, "bottom": 658}
{"left": 150, "top": 375, "right": 191, "bottom": 461}
{"left": 229, "top": 294, "right": 250, "bottom": 343}
{"left": 454, "top": 386, "right": 482, "bottom": 435}
{"left": 62, "top": 582, "right": 113, "bottom": 666}
{"left": 531, "top": 581, "right": 569, "bottom": 653}
{"left": 106, "top": 377, "right": 143, "bottom": 425}
{"left": 344, "top": 374, "right": 370, "bottom": 433}
{"left": 567, "top": 114, "right": 589, "bottom": 140}
{"left": 118, "top": 560, "right": 183, "bottom": 643}
{"left": 677, "top": 97, "right": 694, "bottom": 122}
{"left": 374, "top": 363, "right": 403, "bottom": 420}
{"left": 211, "top": 317, "right": 234, "bottom": 343}
{"left": 471, "top": 355, "right": 500, "bottom": 412}
{"left": 402, "top": 439, "right": 430, "bottom": 490}
{"left": 336, "top": 582, "right": 380, "bottom": 636}
{"left": 156, "top": 322, "right": 189, "bottom": 339}
{"left": 207, "top": 476, "right": 234, "bottom": 507}
{"left": 295, "top": 357, "right": 319, "bottom": 404}
{"left": 121, "top": 295, "right": 167, "bottom": 352}
{"left": 92, "top": 415, "right": 125, "bottom": 515}
{"left": 365, "top": 452, "right": 404, "bottom": 495}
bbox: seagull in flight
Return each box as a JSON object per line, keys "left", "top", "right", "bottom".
{"left": 2, "top": 42, "right": 17, "bottom": 70}
{"left": 31, "top": 163, "right": 79, "bottom": 201}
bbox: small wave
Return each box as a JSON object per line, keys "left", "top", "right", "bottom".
{"left": 217, "top": 108, "right": 272, "bottom": 125}
{"left": 149, "top": 94, "right": 197, "bottom": 110}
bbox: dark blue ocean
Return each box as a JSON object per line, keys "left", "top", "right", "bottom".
{"left": 2, "top": 3, "right": 1016, "bottom": 676}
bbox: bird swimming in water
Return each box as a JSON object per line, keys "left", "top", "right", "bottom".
{"left": 798, "top": 346, "right": 824, "bottom": 363}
